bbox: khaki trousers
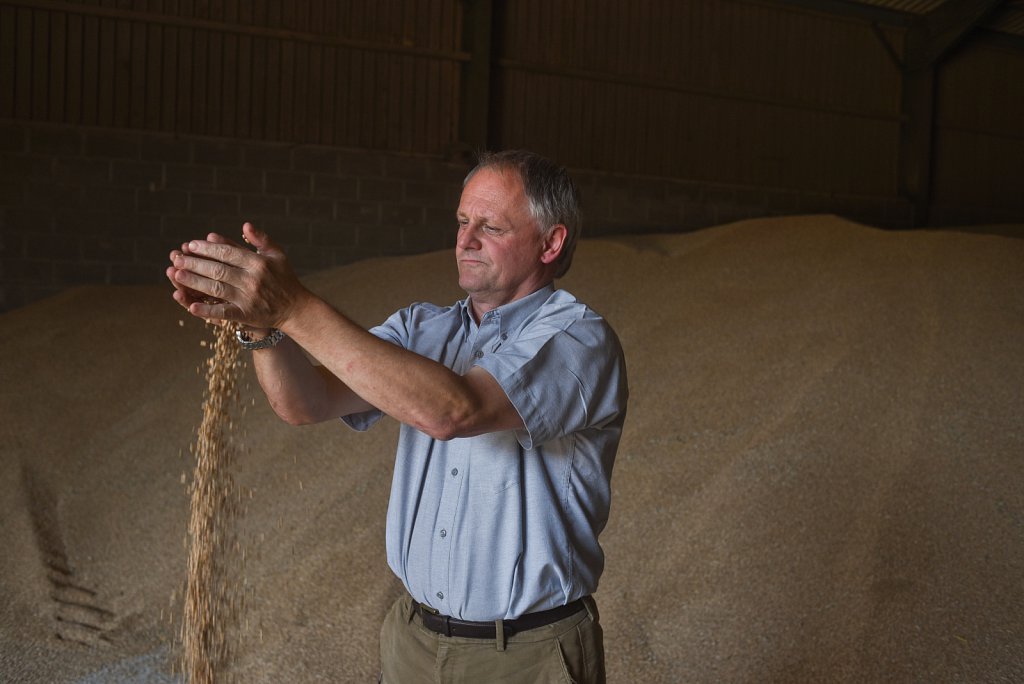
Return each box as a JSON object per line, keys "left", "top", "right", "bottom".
{"left": 379, "top": 595, "right": 606, "bottom": 684}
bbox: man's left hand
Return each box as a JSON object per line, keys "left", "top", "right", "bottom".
{"left": 168, "top": 222, "right": 306, "bottom": 329}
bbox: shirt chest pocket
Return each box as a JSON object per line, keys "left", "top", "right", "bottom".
{"left": 466, "top": 431, "right": 522, "bottom": 494}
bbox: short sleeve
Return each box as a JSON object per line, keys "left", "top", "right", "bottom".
{"left": 474, "top": 308, "right": 627, "bottom": 450}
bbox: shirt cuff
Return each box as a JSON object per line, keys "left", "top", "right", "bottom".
{"left": 341, "top": 408, "right": 384, "bottom": 432}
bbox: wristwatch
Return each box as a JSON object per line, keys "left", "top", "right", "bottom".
{"left": 235, "top": 328, "right": 286, "bottom": 350}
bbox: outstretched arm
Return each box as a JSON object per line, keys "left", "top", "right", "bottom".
{"left": 248, "top": 334, "right": 376, "bottom": 426}
{"left": 166, "top": 229, "right": 369, "bottom": 425}
{"left": 168, "top": 223, "right": 523, "bottom": 438}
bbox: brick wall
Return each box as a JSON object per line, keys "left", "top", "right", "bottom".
{"left": 0, "top": 120, "right": 913, "bottom": 312}
{"left": 0, "top": 121, "right": 469, "bottom": 311}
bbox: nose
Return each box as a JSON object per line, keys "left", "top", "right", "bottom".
{"left": 456, "top": 223, "right": 480, "bottom": 250}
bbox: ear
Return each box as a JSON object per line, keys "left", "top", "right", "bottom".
{"left": 539, "top": 224, "right": 568, "bottom": 266}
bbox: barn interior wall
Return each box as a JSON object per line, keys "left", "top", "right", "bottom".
{"left": 931, "top": 38, "right": 1024, "bottom": 225}
{"left": 493, "top": 0, "right": 906, "bottom": 197}
{"left": 0, "top": 0, "right": 1018, "bottom": 311}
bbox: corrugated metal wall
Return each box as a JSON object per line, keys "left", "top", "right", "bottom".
{"left": 0, "top": 0, "right": 464, "bottom": 152}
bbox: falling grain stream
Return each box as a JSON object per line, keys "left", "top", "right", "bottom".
{"left": 180, "top": 322, "right": 246, "bottom": 684}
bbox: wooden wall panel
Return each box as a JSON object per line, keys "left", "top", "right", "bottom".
{"left": 13, "top": 7, "right": 30, "bottom": 117}
{"left": 0, "top": 6, "right": 14, "bottom": 121}
{"left": 493, "top": 0, "right": 905, "bottom": 196}
{"left": 0, "top": 0, "right": 1019, "bottom": 216}
{"left": 0, "top": 0, "right": 465, "bottom": 154}
{"left": 933, "top": 42, "right": 1024, "bottom": 211}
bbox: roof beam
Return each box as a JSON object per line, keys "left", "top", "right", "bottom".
{"left": 905, "top": 0, "right": 1004, "bottom": 71}
{"left": 761, "top": 0, "right": 916, "bottom": 26}
{"left": 899, "top": 0, "right": 1002, "bottom": 225}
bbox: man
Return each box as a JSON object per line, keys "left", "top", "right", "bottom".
{"left": 167, "top": 150, "right": 628, "bottom": 683}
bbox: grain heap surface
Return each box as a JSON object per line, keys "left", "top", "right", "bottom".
{"left": 0, "top": 216, "right": 1021, "bottom": 683}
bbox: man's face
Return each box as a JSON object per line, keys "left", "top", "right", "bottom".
{"left": 456, "top": 167, "right": 550, "bottom": 312}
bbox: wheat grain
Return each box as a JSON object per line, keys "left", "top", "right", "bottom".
{"left": 180, "top": 321, "right": 246, "bottom": 684}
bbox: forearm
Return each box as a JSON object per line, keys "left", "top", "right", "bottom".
{"left": 168, "top": 227, "right": 517, "bottom": 437}
{"left": 251, "top": 333, "right": 371, "bottom": 425}
{"left": 279, "top": 294, "right": 495, "bottom": 439}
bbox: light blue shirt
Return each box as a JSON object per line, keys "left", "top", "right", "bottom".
{"left": 343, "top": 285, "right": 628, "bottom": 621}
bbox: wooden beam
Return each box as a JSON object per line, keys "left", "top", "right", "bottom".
{"left": 899, "top": 0, "right": 1003, "bottom": 226}
{"left": 4, "top": 0, "right": 470, "bottom": 62}
{"left": 898, "top": 66, "right": 937, "bottom": 226}
{"left": 458, "top": 0, "right": 494, "bottom": 152}
{"left": 756, "top": 0, "right": 916, "bottom": 27}
{"left": 905, "top": 0, "right": 1004, "bottom": 70}
{"left": 498, "top": 58, "right": 902, "bottom": 123}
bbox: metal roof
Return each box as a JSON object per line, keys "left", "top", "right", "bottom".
{"left": 989, "top": 0, "right": 1024, "bottom": 35}
{"left": 852, "top": 0, "right": 1024, "bottom": 38}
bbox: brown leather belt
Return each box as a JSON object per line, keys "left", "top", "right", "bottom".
{"left": 413, "top": 598, "right": 588, "bottom": 639}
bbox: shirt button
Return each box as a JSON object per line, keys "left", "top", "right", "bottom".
{"left": 451, "top": 468, "right": 458, "bottom": 477}
{"left": 501, "top": 333, "right": 508, "bottom": 340}
{"left": 473, "top": 349, "right": 483, "bottom": 358}
{"left": 439, "top": 529, "right": 447, "bottom": 538}
{"left": 436, "top": 591, "right": 444, "bottom": 600}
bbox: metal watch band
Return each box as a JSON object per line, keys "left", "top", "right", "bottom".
{"left": 235, "top": 328, "right": 286, "bottom": 350}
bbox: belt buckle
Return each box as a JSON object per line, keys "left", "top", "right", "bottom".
{"left": 418, "top": 602, "right": 452, "bottom": 637}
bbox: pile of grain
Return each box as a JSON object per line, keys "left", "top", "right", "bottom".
{"left": 1, "top": 216, "right": 1021, "bottom": 683}
{"left": 179, "top": 322, "right": 247, "bottom": 684}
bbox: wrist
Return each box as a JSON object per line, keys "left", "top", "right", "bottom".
{"left": 236, "top": 327, "right": 287, "bottom": 350}
{"left": 278, "top": 287, "right": 319, "bottom": 338}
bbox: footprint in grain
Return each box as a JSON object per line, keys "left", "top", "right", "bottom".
{"left": 22, "top": 463, "right": 116, "bottom": 647}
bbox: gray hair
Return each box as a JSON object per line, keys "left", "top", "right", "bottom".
{"left": 464, "top": 150, "right": 581, "bottom": 278}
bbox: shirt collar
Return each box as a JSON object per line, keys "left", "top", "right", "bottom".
{"left": 459, "top": 284, "right": 556, "bottom": 338}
